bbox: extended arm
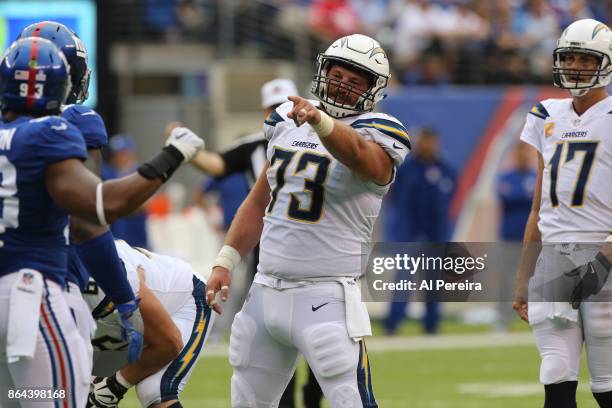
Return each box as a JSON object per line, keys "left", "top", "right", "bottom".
{"left": 287, "top": 96, "right": 393, "bottom": 185}
{"left": 46, "top": 159, "right": 162, "bottom": 225}
{"left": 46, "top": 127, "right": 203, "bottom": 225}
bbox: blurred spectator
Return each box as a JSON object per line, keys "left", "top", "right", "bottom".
{"left": 558, "top": 0, "right": 595, "bottom": 28}
{"left": 383, "top": 128, "right": 456, "bottom": 335}
{"left": 143, "top": 0, "right": 180, "bottom": 40}
{"left": 351, "top": 0, "right": 391, "bottom": 36}
{"left": 402, "top": 52, "right": 451, "bottom": 85}
{"left": 175, "top": 0, "right": 211, "bottom": 41}
{"left": 497, "top": 142, "right": 537, "bottom": 242}
{"left": 484, "top": 0, "right": 529, "bottom": 83}
{"left": 514, "top": 0, "right": 560, "bottom": 80}
{"left": 308, "top": 0, "right": 362, "bottom": 46}
{"left": 102, "top": 135, "right": 150, "bottom": 249}
{"left": 393, "top": 0, "right": 443, "bottom": 71}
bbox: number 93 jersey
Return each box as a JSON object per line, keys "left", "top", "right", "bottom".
{"left": 259, "top": 101, "right": 410, "bottom": 279}
{"left": 520, "top": 97, "right": 612, "bottom": 243}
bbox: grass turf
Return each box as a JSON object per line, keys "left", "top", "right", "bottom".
{"left": 121, "top": 341, "right": 597, "bottom": 407}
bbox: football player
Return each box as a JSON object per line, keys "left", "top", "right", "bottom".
{"left": 84, "top": 241, "right": 213, "bottom": 408}
{"left": 0, "top": 37, "right": 203, "bottom": 407}
{"left": 207, "top": 34, "right": 410, "bottom": 407}
{"left": 513, "top": 19, "right": 612, "bottom": 408}
{"left": 17, "top": 21, "right": 160, "bottom": 363}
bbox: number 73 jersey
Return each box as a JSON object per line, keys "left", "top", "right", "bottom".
{"left": 520, "top": 97, "right": 612, "bottom": 243}
{"left": 259, "top": 101, "right": 410, "bottom": 279}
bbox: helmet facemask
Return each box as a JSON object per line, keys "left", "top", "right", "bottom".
{"left": 311, "top": 55, "right": 388, "bottom": 118}
{"left": 552, "top": 47, "right": 612, "bottom": 96}
{"left": 69, "top": 67, "right": 90, "bottom": 104}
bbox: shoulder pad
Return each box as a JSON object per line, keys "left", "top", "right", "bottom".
{"left": 528, "top": 102, "right": 551, "bottom": 120}
{"left": 349, "top": 112, "right": 411, "bottom": 150}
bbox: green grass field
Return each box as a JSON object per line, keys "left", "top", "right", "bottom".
{"left": 121, "top": 328, "right": 599, "bottom": 407}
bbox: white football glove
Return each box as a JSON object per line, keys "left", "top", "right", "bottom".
{"left": 165, "top": 126, "right": 205, "bottom": 162}
{"left": 86, "top": 375, "right": 128, "bottom": 408}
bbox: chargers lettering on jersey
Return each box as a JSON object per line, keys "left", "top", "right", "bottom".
{"left": 562, "top": 130, "right": 588, "bottom": 139}
{"left": 0, "top": 129, "right": 15, "bottom": 150}
{"left": 291, "top": 140, "right": 319, "bottom": 149}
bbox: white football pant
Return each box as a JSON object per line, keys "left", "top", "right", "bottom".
{"left": 229, "top": 282, "right": 377, "bottom": 408}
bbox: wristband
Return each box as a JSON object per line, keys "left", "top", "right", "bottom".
{"left": 95, "top": 183, "right": 108, "bottom": 226}
{"left": 137, "top": 145, "right": 184, "bottom": 182}
{"left": 115, "top": 371, "right": 133, "bottom": 389}
{"left": 213, "top": 245, "right": 241, "bottom": 272}
{"left": 606, "top": 233, "right": 612, "bottom": 243}
{"left": 311, "top": 110, "right": 334, "bottom": 138}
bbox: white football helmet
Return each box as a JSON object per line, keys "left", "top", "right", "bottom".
{"left": 553, "top": 19, "right": 612, "bottom": 96}
{"left": 311, "top": 34, "right": 390, "bottom": 118}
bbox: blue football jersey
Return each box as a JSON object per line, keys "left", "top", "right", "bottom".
{"left": 62, "top": 104, "right": 108, "bottom": 149}
{"left": 62, "top": 104, "right": 108, "bottom": 288}
{"left": 0, "top": 115, "right": 87, "bottom": 284}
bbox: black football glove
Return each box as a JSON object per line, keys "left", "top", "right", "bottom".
{"left": 565, "top": 252, "right": 612, "bottom": 309}
{"left": 86, "top": 374, "right": 128, "bottom": 408}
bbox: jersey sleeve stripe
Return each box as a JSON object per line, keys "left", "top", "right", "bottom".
{"left": 264, "top": 110, "right": 285, "bottom": 127}
{"left": 351, "top": 118, "right": 412, "bottom": 149}
{"left": 529, "top": 103, "right": 550, "bottom": 120}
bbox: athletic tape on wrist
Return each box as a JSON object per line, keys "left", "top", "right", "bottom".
{"left": 606, "top": 234, "right": 612, "bottom": 243}
{"left": 213, "top": 245, "right": 241, "bottom": 272}
{"left": 311, "top": 110, "right": 334, "bottom": 138}
{"left": 95, "top": 183, "right": 108, "bottom": 226}
{"left": 115, "top": 371, "right": 133, "bottom": 389}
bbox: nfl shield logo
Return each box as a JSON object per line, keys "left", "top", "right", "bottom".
{"left": 22, "top": 272, "right": 34, "bottom": 285}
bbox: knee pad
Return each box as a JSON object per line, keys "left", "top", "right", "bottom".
{"left": 303, "top": 323, "right": 354, "bottom": 379}
{"left": 231, "top": 373, "right": 258, "bottom": 408}
{"left": 541, "top": 355, "right": 573, "bottom": 385}
{"left": 328, "top": 384, "right": 361, "bottom": 408}
{"left": 229, "top": 312, "right": 256, "bottom": 368}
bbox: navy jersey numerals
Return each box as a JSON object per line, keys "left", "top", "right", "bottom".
{"left": 549, "top": 141, "right": 598, "bottom": 207}
{"left": 267, "top": 147, "right": 331, "bottom": 223}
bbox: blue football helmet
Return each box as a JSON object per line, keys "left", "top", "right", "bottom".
{"left": 18, "top": 21, "right": 90, "bottom": 104}
{"left": 0, "top": 37, "right": 71, "bottom": 113}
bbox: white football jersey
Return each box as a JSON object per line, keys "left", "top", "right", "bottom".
{"left": 83, "top": 240, "right": 199, "bottom": 351}
{"left": 257, "top": 101, "right": 410, "bottom": 280}
{"left": 520, "top": 96, "right": 612, "bottom": 242}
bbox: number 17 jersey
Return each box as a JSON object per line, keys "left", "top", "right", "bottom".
{"left": 258, "top": 101, "right": 410, "bottom": 280}
{"left": 520, "top": 96, "right": 612, "bottom": 243}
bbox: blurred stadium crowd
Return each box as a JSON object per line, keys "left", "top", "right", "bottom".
{"left": 114, "top": 0, "right": 612, "bottom": 84}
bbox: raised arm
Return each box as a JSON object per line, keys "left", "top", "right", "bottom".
{"left": 287, "top": 96, "right": 393, "bottom": 185}
{"left": 46, "top": 127, "right": 203, "bottom": 226}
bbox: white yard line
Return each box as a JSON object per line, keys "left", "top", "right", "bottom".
{"left": 201, "top": 332, "right": 535, "bottom": 357}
